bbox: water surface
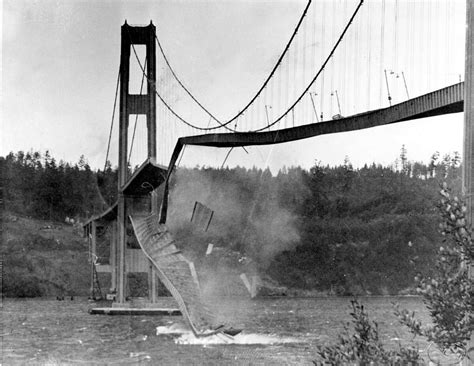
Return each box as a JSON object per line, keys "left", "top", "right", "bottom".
{"left": 0, "top": 296, "right": 451, "bottom": 365}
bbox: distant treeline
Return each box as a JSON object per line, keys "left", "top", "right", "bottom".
{"left": 169, "top": 147, "right": 463, "bottom": 295}
{"left": 1, "top": 151, "right": 117, "bottom": 221}
{"left": 267, "top": 154, "right": 462, "bottom": 294}
{"left": 1, "top": 148, "right": 464, "bottom": 294}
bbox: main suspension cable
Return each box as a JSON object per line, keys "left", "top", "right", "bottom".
{"left": 128, "top": 30, "right": 235, "bottom": 132}
{"left": 155, "top": 33, "right": 221, "bottom": 126}
{"left": 130, "top": 0, "right": 362, "bottom": 134}
{"left": 153, "top": 0, "right": 312, "bottom": 131}
{"left": 252, "top": 0, "right": 364, "bottom": 132}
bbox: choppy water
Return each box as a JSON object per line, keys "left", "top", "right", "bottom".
{"left": 0, "top": 296, "right": 458, "bottom": 365}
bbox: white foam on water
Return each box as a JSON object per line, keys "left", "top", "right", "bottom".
{"left": 156, "top": 324, "right": 300, "bottom": 345}
{"left": 176, "top": 331, "right": 299, "bottom": 345}
{"left": 156, "top": 323, "right": 189, "bottom": 335}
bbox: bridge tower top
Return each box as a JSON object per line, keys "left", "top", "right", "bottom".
{"left": 119, "top": 21, "right": 156, "bottom": 188}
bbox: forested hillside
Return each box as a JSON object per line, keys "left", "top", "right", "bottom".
{"left": 1, "top": 151, "right": 117, "bottom": 221}
{"left": 1, "top": 148, "right": 463, "bottom": 296}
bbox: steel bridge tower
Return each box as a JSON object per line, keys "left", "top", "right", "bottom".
{"left": 116, "top": 21, "right": 156, "bottom": 304}
{"left": 85, "top": 22, "right": 168, "bottom": 308}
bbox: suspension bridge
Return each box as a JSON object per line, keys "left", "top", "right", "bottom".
{"left": 84, "top": 0, "right": 472, "bottom": 345}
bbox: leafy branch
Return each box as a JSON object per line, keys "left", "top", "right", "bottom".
{"left": 395, "top": 183, "right": 473, "bottom": 357}
{"left": 315, "top": 299, "right": 421, "bottom": 365}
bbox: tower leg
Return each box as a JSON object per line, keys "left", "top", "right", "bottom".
{"left": 462, "top": 1, "right": 474, "bottom": 363}
{"left": 89, "top": 222, "right": 97, "bottom": 298}
{"left": 117, "top": 195, "right": 126, "bottom": 303}
{"left": 110, "top": 221, "right": 117, "bottom": 293}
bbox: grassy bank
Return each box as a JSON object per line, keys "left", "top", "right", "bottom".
{"left": 1, "top": 211, "right": 90, "bottom": 297}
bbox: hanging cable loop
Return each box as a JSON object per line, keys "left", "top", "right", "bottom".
{"left": 129, "top": 0, "right": 362, "bottom": 134}
{"left": 153, "top": 0, "right": 312, "bottom": 131}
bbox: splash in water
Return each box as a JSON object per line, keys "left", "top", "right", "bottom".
{"left": 156, "top": 324, "right": 299, "bottom": 345}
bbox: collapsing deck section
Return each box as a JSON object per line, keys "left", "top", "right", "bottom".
{"left": 129, "top": 213, "right": 224, "bottom": 336}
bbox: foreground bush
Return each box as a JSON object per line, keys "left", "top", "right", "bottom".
{"left": 315, "top": 299, "right": 421, "bottom": 365}
{"left": 316, "top": 184, "right": 472, "bottom": 364}
{"left": 395, "top": 184, "right": 473, "bottom": 360}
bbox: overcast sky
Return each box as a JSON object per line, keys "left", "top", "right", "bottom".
{"left": 1, "top": 0, "right": 467, "bottom": 172}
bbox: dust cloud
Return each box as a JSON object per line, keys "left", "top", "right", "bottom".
{"left": 166, "top": 167, "right": 300, "bottom": 267}
{"left": 163, "top": 166, "right": 300, "bottom": 306}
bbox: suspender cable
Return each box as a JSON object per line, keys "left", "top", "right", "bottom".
{"left": 379, "top": 0, "right": 385, "bottom": 107}
{"left": 221, "top": 147, "right": 234, "bottom": 169}
{"left": 402, "top": 71, "right": 409, "bottom": 99}
{"left": 353, "top": 1, "right": 359, "bottom": 114}
{"left": 330, "top": 0, "right": 335, "bottom": 117}
{"left": 309, "top": 92, "right": 319, "bottom": 123}
{"left": 366, "top": 0, "right": 372, "bottom": 110}
{"left": 285, "top": 38, "right": 290, "bottom": 128}
{"left": 394, "top": 0, "right": 399, "bottom": 92}
{"left": 384, "top": 69, "right": 392, "bottom": 106}
{"left": 252, "top": 0, "right": 364, "bottom": 132}
{"left": 292, "top": 32, "right": 297, "bottom": 125}
{"left": 278, "top": 55, "right": 282, "bottom": 128}
{"left": 320, "top": 1, "right": 326, "bottom": 122}
{"left": 310, "top": 4, "right": 317, "bottom": 122}
{"left": 104, "top": 68, "right": 120, "bottom": 172}
{"left": 341, "top": 0, "right": 347, "bottom": 114}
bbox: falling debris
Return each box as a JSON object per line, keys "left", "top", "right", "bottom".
{"left": 250, "top": 276, "right": 259, "bottom": 298}
{"left": 205, "top": 243, "right": 214, "bottom": 256}
{"left": 188, "top": 262, "right": 200, "bottom": 290}
{"left": 239, "top": 273, "right": 253, "bottom": 297}
{"left": 190, "top": 201, "right": 214, "bottom": 231}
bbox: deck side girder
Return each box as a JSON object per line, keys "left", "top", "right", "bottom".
{"left": 159, "top": 82, "right": 464, "bottom": 223}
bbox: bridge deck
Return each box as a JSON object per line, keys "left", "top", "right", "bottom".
{"left": 182, "top": 82, "right": 464, "bottom": 148}
{"left": 159, "top": 82, "right": 464, "bottom": 223}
